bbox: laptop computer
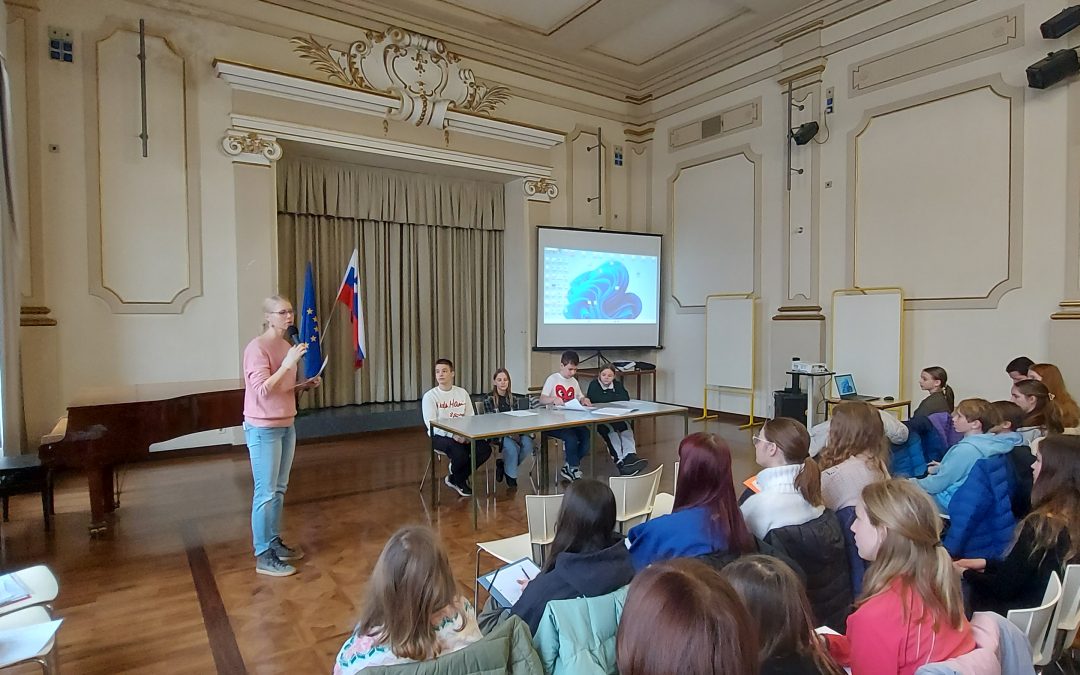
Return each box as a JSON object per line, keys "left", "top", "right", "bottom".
{"left": 834, "top": 374, "right": 878, "bottom": 402}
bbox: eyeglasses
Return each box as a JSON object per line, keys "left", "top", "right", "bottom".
{"left": 270, "top": 309, "right": 294, "bottom": 316}
{"left": 752, "top": 435, "right": 782, "bottom": 451}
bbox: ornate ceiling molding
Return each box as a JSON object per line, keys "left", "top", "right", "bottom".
{"left": 523, "top": 176, "right": 559, "bottom": 202}
{"left": 221, "top": 130, "right": 283, "bottom": 166}
{"left": 290, "top": 27, "right": 511, "bottom": 129}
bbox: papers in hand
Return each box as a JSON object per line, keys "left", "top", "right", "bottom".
{"left": 503, "top": 410, "right": 538, "bottom": 417}
{"left": 478, "top": 557, "right": 541, "bottom": 608}
{"left": 561, "top": 398, "right": 589, "bottom": 411}
{"left": 0, "top": 574, "right": 30, "bottom": 608}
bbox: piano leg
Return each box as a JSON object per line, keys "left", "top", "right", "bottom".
{"left": 105, "top": 469, "right": 118, "bottom": 512}
{"left": 87, "top": 466, "right": 110, "bottom": 536}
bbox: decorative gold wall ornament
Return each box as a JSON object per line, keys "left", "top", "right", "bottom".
{"left": 221, "top": 131, "right": 283, "bottom": 165}
{"left": 291, "top": 30, "right": 511, "bottom": 129}
{"left": 523, "top": 177, "right": 559, "bottom": 202}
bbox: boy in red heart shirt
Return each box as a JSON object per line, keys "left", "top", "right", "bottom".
{"left": 539, "top": 351, "right": 593, "bottom": 482}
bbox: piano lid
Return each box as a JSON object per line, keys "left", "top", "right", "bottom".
{"left": 68, "top": 379, "right": 244, "bottom": 407}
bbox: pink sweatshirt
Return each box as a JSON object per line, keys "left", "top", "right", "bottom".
{"left": 826, "top": 579, "right": 976, "bottom": 675}
{"left": 243, "top": 334, "right": 296, "bottom": 427}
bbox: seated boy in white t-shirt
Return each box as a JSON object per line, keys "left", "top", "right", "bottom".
{"left": 539, "top": 351, "right": 593, "bottom": 482}
{"left": 421, "top": 358, "right": 491, "bottom": 497}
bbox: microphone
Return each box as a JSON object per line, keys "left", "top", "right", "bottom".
{"left": 285, "top": 325, "right": 301, "bottom": 346}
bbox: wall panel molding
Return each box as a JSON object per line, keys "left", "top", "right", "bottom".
{"left": 849, "top": 9, "right": 1022, "bottom": 96}
{"left": 668, "top": 98, "right": 762, "bottom": 151}
{"left": 84, "top": 25, "right": 203, "bottom": 314}
{"left": 669, "top": 145, "right": 761, "bottom": 308}
{"left": 847, "top": 75, "right": 1023, "bottom": 310}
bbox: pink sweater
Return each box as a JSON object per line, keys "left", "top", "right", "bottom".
{"left": 243, "top": 334, "right": 296, "bottom": 427}
{"left": 826, "top": 579, "right": 976, "bottom": 675}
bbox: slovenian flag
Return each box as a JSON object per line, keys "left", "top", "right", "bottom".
{"left": 298, "top": 262, "right": 323, "bottom": 380}
{"left": 335, "top": 248, "right": 367, "bottom": 368}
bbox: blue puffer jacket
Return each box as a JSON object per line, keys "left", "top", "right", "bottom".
{"left": 915, "top": 433, "right": 1017, "bottom": 511}
{"left": 942, "top": 456, "right": 1017, "bottom": 560}
{"left": 890, "top": 432, "right": 928, "bottom": 478}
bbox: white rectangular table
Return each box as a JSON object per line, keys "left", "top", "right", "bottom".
{"left": 430, "top": 401, "right": 690, "bottom": 528}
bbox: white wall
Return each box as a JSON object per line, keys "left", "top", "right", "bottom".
{"left": 652, "top": 0, "right": 1075, "bottom": 412}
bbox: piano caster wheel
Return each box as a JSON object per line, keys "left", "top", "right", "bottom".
{"left": 88, "top": 523, "right": 107, "bottom": 537}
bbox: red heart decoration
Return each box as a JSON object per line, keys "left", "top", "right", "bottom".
{"left": 554, "top": 384, "right": 575, "bottom": 402}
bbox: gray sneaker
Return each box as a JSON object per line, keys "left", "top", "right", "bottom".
{"left": 270, "top": 536, "right": 304, "bottom": 561}
{"left": 256, "top": 550, "right": 296, "bottom": 577}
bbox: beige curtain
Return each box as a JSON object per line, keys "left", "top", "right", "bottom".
{"left": 277, "top": 158, "right": 505, "bottom": 406}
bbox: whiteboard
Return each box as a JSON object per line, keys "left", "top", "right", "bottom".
{"left": 831, "top": 290, "right": 903, "bottom": 399}
{"left": 705, "top": 296, "right": 754, "bottom": 390}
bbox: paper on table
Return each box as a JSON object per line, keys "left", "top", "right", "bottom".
{"left": 0, "top": 574, "right": 30, "bottom": 607}
{"left": 592, "top": 407, "right": 634, "bottom": 416}
{"left": 478, "top": 558, "right": 541, "bottom": 607}
{"left": 616, "top": 400, "right": 650, "bottom": 407}
{"left": 561, "top": 398, "right": 588, "bottom": 411}
{"left": 0, "top": 619, "right": 63, "bottom": 664}
{"left": 503, "top": 410, "right": 538, "bottom": 417}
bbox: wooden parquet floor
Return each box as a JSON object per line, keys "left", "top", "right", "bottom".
{"left": 0, "top": 416, "right": 755, "bottom": 674}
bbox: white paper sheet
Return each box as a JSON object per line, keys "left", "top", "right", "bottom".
{"left": 503, "top": 410, "right": 538, "bottom": 417}
{"left": 561, "top": 398, "right": 588, "bottom": 411}
{"left": 0, "top": 575, "right": 29, "bottom": 607}
{"left": 479, "top": 558, "right": 541, "bottom": 607}
{"left": 0, "top": 619, "right": 62, "bottom": 663}
{"left": 592, "top": 407, "right": 634, "bottom": 416}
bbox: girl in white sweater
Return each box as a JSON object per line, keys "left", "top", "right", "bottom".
{"left": 741, "top": 417, "right": 825, "bottom": 539}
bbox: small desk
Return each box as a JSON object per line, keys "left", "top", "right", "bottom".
{"left": 430, "top": 401, "right": 689, "bottom": 528}
{"left": 576, "top": 368, "right": 657, "bottom": 402}
{"left": 825, "top": 398, "right": 912, "bottom": 420}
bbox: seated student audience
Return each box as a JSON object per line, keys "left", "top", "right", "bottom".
{"left": 825, "top": 480, "right": 977, "bottom": 674}
{"left": 1006, "top": 356, "right": 1035, "bottom": 384}
{"left": 743, "top": 417, "right": 852, "bottom": 630}
{"left": 914, "top": 398, "right": 1014, "bottom": 513}
{"left": 991, "top": 400, "right": 1035, "bottom": 519}
{"left": 724, "top": 555, "right": 846, "bottom": 675}
{"left": 1030, "top": 363, "right": 1080, "bottom": 428}
{"left": 586, "top": 365, "right": 648, "bottom": 475}
{"left": 957, "top": 434, "right": 1080, "bottom": 616}
{"left": 809, "top": 408, "right": 908, "bottom": 457}
{"left": 1011, "top": 379, "right": 1065, "bottom": 445}
{"left": 627, "top": 432, "right": 754, "bottom": 570}
{"left": 913, "top": 366, "right": 955, "bottom": 418}
{"left": 617, "top": 558, "right": 759, "bottom": 675}
{"left": 816, "top": 402, "right": 890, "bottom": 511}
{"left": 742, "top": 418, "right": 824, "bottom": 538}
{"left": 482, "top": 368, "right": 534, "bottom": 490}
{"left": 421, "top": 358, "right": 491, "bottom": 497}
{"left": 510, "top": 479, "right": 634, "bottom": 635}
{"left": 539, "top": 350, "right": 593, "bottom": 483}
{"left": 334, "top": 526, "right": 481, "bottom": 673}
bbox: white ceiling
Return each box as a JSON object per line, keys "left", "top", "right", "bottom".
{"left": 263, "top": 0, "right": 888, "bottom": 100}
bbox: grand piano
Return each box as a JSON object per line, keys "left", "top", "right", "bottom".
{"left": 38, "top": 379, "right": 245, "bottom": 535}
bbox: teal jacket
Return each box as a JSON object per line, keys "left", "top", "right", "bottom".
{"left": 915, "top": 432, "right": 1018, "bottom": 511}
{"left": 364, "top": 615, "right": 542, "bottom": 675}
{"left": 532, "top": 586, "right": 627, "bottom": 675}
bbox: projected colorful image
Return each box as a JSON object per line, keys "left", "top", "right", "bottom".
{"left": 543, "top": 247, "right": 659, "bottom": 325}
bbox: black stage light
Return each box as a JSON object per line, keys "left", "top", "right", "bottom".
{"left": 1027, "top": 49, "right": 1080, "bottom": 89}
{"left": 1041, "top": 6, "right": 1080, "bottom": 39}
{"left": 791, "top": 121, "right": 819, "bottom": 146}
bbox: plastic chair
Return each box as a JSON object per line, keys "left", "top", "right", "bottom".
{"left": 1007, "top": 569, "right": 1062, "bottom": 666}
{"left": 0, "top": 566, "right": 58, "bottom": 617}
{"left": 651, "top": 492, "right": 675, "bottom": 518}
{"left": 609, "top": 465, "right": 663, "bottom": 534}
{"left": 1048, "top": 564, "right": 1080, "bottom": 663}
{"left": 474, "top": 494, "right": 564, "bottom": 606}
{"left": 0, "top": 605, "right": 60, "bottom": 674}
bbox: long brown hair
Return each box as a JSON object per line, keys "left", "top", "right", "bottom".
{"left": 858, "top": 480, "right": 966, "bottom": 631}
{"left": 1023, "top": 434, "right": 1080, "bottom": 563}
{"left": 354, "top": 526, "right": 465, "bottom": 661}
{"left": 817, "top": 401, "right": 889, "bottom": 477}
{"left": 488, "top": 368, "right": 512, "bottom": 409}
{"left": 723, "top": 555, "right": 845, "bottom": 675}
{"left": 617, "top": 558, "right": 759, "bottom": 675}
{"left": 1014, "top": 380, "right": 1065, "bottom": 433}
{"left": 760, "top": 417, "right": 822, "bottom": 506}
{"left": 922, "top": 366, "right": 955, "bottom": 412}
{"left": 674, "top": 432, "right": 755, "bottom": 554}
{"left": 1032, "top": 364, "right": 1080, "bottom": 428}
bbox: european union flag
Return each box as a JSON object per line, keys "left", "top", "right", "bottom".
{"left": 299, "top": 262, "right": 323, "bottom": 380}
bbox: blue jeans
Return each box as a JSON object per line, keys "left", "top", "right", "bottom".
{"left": 501, "top": 434, "right": 534, "bottom": 479}
{"left": 244, "top": 422, "right": 296, "bottom": 556}
{"left": 550, "top": 427, "right": 590, "bottom": 468}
